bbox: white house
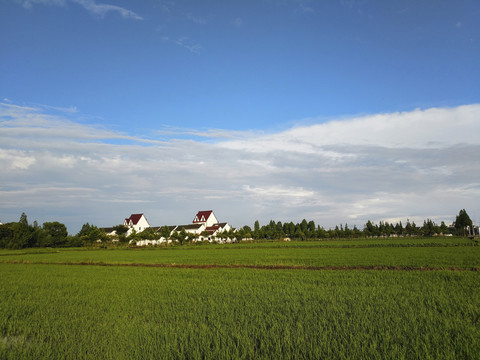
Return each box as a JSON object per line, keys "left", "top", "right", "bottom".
{"left": 205, "top": 222, "right": 232, "bottom": 236}
{"left": 118, "top": 210, "right": 234, "bottom": 245}
{"left": 174, "top": 223, "right": 206, "bottom": 235}
{"left": 193, "top": 210, "right": 218, "bottom": 228}
{"left": 124, "top": 213, "right": 150, "bottom": 235}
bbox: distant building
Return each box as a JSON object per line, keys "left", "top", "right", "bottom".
{"left": 108, "top": 210, "right": 234, "bottom": 245}
{"left": 192, "top": 210, "right": 218, "bottom": 227}
{"left": 175, "top": 223, "right": 206, "bottom": 235}
{"left": 124, "top": 213, "right": 150, "bottom": 234}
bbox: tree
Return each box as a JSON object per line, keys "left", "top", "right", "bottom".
{"left": 12, "top": 213, "right": 34, "bottom": 248}
{"left": 179, "top": 228, "right": 189, "bottom": 244}
{"left": 253, "top": 220, "right": 260, "bottom": 239}
{"left": 242, "top": 225, "right": 252, "bottom": 234}
{"left": 394, "top": 221, "right": 403, "bottom": 236}
{"left": 421, "top": 219, "right": 437, "bottom": 236}
{"left": 276, "top": 221, "right": 285, "bottom": 238}
{"left": 170, "top": 229, "right": 180, "bottom": 244}
{"left": 352, "top": 225, "right": 362, "bottom": 238}
{"left": 283, "top": 222, "right": 295, "bottom": 237}
{"left": 138, "top": 228, "right": 157, "bottom": 241}
{"left": 344, "top": 223, "right": 352, "bottom": 238}
{"left": 317, "top": 225, "right": 327, "bottom": 238}
{"left": 440, "top": 221, "right": 449, "bottom": 235}
{"left": 405, "top": 220, "right": 418, "bottom": 236}
{"left": 296, "top": 230, "right": 306, "bottom": 241}
{"left": 364, "top": 220, "right": 377, "bottom": 237}
{"left": 77, "top": 223, "right": 93, "bottom": 243}
{"left": 0, "top": 223, "right": 15, "bottom": 248}
{"left": 160, "top": 225, "right": 171, "bottom": 239}
{"left": 300, "top": 219, "right": 308, "bottom": 234}
{"left": 77, "top": 223, "right": 92, "bottom": 238}
{"left": 455, "top": 209, "right": 473, "bottom": 236}
{"left": 41, "top": 222, "right": 68, "bottom": 247}
{"left": 113, "top": 224, "right": 129, "bottom": 236}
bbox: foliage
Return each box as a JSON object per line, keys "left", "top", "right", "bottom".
{"left": 0, "top": 209, "right": 472, "bottom": 250}
{"left": 113, "top": 224, "right": 129, "bottom": 236}
{"left": 247, "top": 212, "right": 462, "bottom": 241}
{"left": 455, "top": 209, "right": 473, "bottom": 236}
{"left": 76, "top": 223, "right": 106, "bottom": 244}
{"left": 0, "top": 213, "right": 70, "bottom": 249}
{"left": 40, "top": 222, "right": 68, "bottom": 247}
{"left": 160, "top": 225, "right": 171, "bottom": 239}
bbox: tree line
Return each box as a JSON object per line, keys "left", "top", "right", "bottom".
{"left": 0, "top": 210, "right": 475, "bottom": 249}
{"left": 248, "top": 218, "right": 450, "bottom": 240}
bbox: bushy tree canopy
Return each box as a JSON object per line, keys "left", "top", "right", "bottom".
{"left": 455, "top": 209, "right": 473, "bottom": 236}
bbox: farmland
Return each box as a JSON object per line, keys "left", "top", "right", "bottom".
{"left": 1, "top": 237, "right": 479, "bottom": 359}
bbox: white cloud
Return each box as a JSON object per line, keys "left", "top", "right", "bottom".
{"left": 0, "top": 102, "right": 479, "bottom": 233}
{"left": 219, "top": 105, "right": 480, "bottom": 153}
{"left": 295, "top": 0, "right": 314, "bottom": 13}
{"left": 174, "top": 37, "right": 202, "bottom": 53}
{"left": 187, "top": 13, "right": 207, "bottom": 24}
{"left": 17, "top": 0, "right": 66, "bottom": 9}
{"left": 158, "top": 0, "right": 176, "bottom": 13}
{"left": 71, "top": 0, "right": 143, "bottom": 20}
{"left": 161, "top": 36, "right": 202, "bottom": 53}
{"left": 16, "top": 0, "right": 142, "bottom": 20}
{"left": 0, "top": 149, "right": 36, "bottom": 170}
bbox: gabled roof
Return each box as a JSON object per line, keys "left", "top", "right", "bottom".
{"left": 125, "top": 213, "right": 144, "bottom": 225}
{"left": 176, "top": 224, "right": 205, "bottom": 231}
{"left": 151, "top": 225, "right": 177, "bottom": 233}
{"left": 193, "top": 210, "right": 214, "bottom": 223}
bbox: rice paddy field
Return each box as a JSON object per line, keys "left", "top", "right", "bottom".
{"left": 1, "top": 237, "right": 479, "bottom": 359}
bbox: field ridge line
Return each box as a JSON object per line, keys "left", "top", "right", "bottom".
{"left": 1, "top": 260, "right": 479, "bottom": 271}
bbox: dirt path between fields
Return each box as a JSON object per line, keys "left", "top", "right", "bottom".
{"left": 2, "top": 260, "right": 479, "bottom": 271}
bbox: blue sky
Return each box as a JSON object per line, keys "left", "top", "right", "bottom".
{"left": 1, "top": 0, "right": 479, "bottom": 233}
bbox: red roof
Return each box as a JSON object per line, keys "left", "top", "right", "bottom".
{"left": 193, "top": 210, "right": 213, "bottom": 223}
{"left": 126, "top": 213, "right": 144, "bottom": 225}
{"left": 205, "top": 224, "right": 220, "bottom": 235}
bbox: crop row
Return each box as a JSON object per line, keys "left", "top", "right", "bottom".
{"left": 0, "top": 240, "right": 479, "bottom": 269}
{"left": 1, "top": 264, "right": 479, "bottom": 359}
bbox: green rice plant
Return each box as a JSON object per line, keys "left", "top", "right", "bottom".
{"left": 0, "top": 238, "right": 479, "bottom": 269}
{"left": 1, "top": 264, "right": 479, "bottom": 359}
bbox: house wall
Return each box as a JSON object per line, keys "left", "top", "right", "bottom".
{"left": 179, "top": 223, "right": 206, "bottom": 235}
{"left": 134, "top": 216, "right": 150, "bottom": 232}
{"left": 205, "top": 213, "right": 218, "bottom": 227}
{"left": 124, "top": 215, "right": 151, "bottom": 235}
{"left": 220, "top": 223, "right": 231, "bottom": 232}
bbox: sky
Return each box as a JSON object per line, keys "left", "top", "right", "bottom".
{"left": 1, "top": 0, "right": 479, "bottom": 234}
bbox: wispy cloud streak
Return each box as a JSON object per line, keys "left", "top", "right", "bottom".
{"left": 161, "top": 36, "right": 202, "bottom": 53}
{"left": 16, "top": 0, "right": 143, "bottom": 20}
{"left": 72, "top": 0, "right": 143, "bottom": 20}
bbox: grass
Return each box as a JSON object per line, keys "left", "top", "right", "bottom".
{"left": 0, "top": 237, "right": 478, "bottom": 269}
{"left": 1, "top": 237, "right": 479, "bottom": 359}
